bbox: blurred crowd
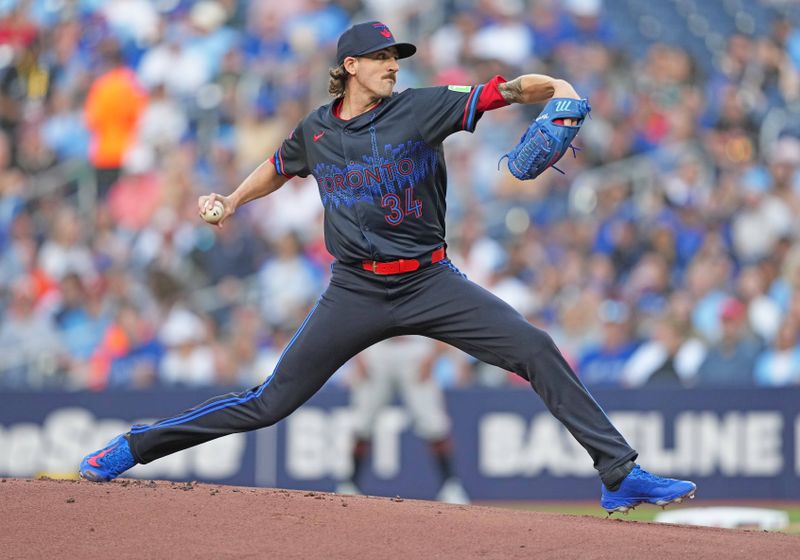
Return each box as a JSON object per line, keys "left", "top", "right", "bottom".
{"left": 2, "top": 0, "right": 800, "bottom": 391}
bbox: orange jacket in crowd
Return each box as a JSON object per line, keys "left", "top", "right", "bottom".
{"left": 84, "top": 67, "right": 148, "bottom": 169}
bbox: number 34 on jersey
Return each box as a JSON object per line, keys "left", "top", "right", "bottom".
{"left": 381, "top": 187, "right": 423, "bottom": 226}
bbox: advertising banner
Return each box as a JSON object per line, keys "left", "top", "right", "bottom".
{"left": 1, "top": 387, "right": 796, "bottom": 501}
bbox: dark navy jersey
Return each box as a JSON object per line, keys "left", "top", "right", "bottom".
{"left": 271, "top": 77, "right": 508, "bottom": 263}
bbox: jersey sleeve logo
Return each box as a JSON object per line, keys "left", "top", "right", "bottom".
{"left": 448, "top": 85, "right": 472, "bottom": 93}
{"left": 313, "top": 131, "right": 325, "bottom": 142}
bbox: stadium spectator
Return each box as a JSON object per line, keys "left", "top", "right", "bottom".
{"left": 470, "top": 0, "right": 532, "bottom": 68}
{"left": 196, "top": 209, "right": 265, "bottom": 285}
{"left": 735, "top": 264, "right": 782, "bottom": 342}
{"left": 0, "top": 276, "right": 66, "bottom": 388}
{"left": 258, "top": 231, "right": 322, "bottom": 329}
{"left": 257, "top": 174, "right": 325, "bottom": 242}
{"left": 0, "top": 36, "right": 50, "bottom": 149}
{"left": 100, "top": 302, "right": 161, "bottom": 390}
{"left": 695, "top": 298, "right": 763, "bottom": 386}
{"left": 216, "top": 304, "right": 275, "bottom": 387}
{"left": 129, "top": 207, "right": 200, "bottom": 286}
{"left": 157, "top": 306, "right": 216, "bottom": 387}
{"left": 41, "top": 90, "right": 90, "bottom": 161}
{"left": 622, "top": 312, "right": 706, "bottom": 388}
{"left": 134, "top": 81, "right": 189, "bottom": 160}
{"left": 685, "top": 252, "right": 731, "bottom": 342}
{"left": 0, "top": 3, "right": 38, "bottom": 49}
{"left": 106, "top": 146, "right": 163, "bottom": 231}
{"left": 37, "top": 206, "right": 96, "bottom": 283}
{"left": 1, "top": 0, "right": 799, "bottom": 390}
{"left": 0, "top": 131, "right": 25, "bottom": 251}
{"left": 754, "top": 317, "right": 800, "bottom": 386}
{"left": 51, "top": 273, "right": 109, "bottom": 365}
{"left": 137, "top": 27, "right": 211, "bottom": 99}
{"left": 577, "top": 299, "right": 639, "bottom": 386}
{"left": 561, "top": 0, "right": 614, "bottom": 47}
{"left": 84, "top": 41, "right": 147, "bottom": 198}
{"left": 448, "top": 211, "right": 506, "bottom": 287}
{"left": 549, "top": 291, "right": 601, "bottom": 367}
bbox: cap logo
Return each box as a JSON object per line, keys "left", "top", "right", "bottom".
{"left": 372, "top": 22, "right": 393, "bottom": 40}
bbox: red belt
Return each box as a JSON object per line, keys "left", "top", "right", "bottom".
{"left": 362, "top": 247, "right": 446, "bottom": 275}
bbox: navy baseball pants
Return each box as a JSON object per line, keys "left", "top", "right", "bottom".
{"left": 128, "top": 259, "right": 637, "bottom": 487}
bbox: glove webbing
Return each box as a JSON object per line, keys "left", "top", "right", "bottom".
{"left": 498, "top": 129, "right": 581, "bottom": 175}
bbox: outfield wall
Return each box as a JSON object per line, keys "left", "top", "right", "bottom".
{"left": 1, "top": 387, "right": 796, "bottom": 501}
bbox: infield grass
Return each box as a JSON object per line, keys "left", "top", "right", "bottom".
{"left": 485, "top": 502, "right": 800, "bottom": 534}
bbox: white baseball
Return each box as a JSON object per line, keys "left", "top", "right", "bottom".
{"left": 202, "top": 200, "right": 225, "bottom": 224}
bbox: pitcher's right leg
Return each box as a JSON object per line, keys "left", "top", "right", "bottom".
{"left": 129, "top": 291, "right": 392, "bottom": 463}
{"left": 81, "top": 268, "right": 394, "bottom": 480}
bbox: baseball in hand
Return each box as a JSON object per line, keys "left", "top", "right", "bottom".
{"left": 202, "top": 200, "right": 225, "bottom": 224}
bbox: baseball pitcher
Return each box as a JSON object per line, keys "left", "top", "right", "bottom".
{"left": 80, "top": 21, "right": 696, "bottom": 513}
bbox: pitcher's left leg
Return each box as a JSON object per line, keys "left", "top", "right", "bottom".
{"left": 395, "top": 263, "right": 636, "bottom": 487}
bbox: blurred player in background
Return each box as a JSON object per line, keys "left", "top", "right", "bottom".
{"left": 338, "top": 337, "right": 470, "bottom": 504}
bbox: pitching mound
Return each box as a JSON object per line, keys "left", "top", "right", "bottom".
{"left": 1, "top": 478, "right": 797, "bottom": 559}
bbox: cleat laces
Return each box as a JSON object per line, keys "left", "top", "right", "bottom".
{"left": 627, "top": 466, "right": 674, "bottom": 487}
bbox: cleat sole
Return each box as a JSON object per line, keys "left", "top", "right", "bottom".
{"left": 79, "top": 466, "right": 111, "bottom": 483}
{"left": 653, "top": 488, "right": 696, "bottom": 507}
{"left": 604, "top": 501, "right": 642, "bottom": 515}
{"left": 604, "top": 489, "right": 696, "bottom": 514}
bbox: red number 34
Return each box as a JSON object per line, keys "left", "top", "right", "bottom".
{"left": 381, "top": 187, "right": 423, "bottom": 226}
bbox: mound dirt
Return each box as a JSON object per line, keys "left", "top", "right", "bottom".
{"left": 0, "top": 478, "right": 797, "bottom": 559}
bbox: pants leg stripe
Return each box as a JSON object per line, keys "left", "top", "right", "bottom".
{"left": 439, "top": 259, "right": 467, "bottom": 279}
{"left": 129, "top": 302, "right": 321, "bottom": 434}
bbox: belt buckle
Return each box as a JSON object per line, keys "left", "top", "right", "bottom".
{"left": 372, "top": 261, "right": 378, "bottom": 273}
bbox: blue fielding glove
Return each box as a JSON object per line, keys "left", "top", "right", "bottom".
{"left": 500, "top": 97, "right": 591, "bottom": 180}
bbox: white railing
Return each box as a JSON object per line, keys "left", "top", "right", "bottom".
{"left": 568, "top": 141, "right": 707, "bottom": 216}
{"left": 23, "top": 159, "right": 98, "bottom": 224}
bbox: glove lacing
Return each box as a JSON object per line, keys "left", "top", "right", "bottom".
{"left": 498, "top": 128, "right": 581, "bottom": 177}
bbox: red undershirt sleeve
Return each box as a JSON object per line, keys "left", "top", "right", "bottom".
{"left": 475, "top": 74, "right": 510, "bottom": 112}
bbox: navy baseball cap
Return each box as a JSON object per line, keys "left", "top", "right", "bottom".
{"left": 336, "top": 21, "right": 416, "bottom": 65}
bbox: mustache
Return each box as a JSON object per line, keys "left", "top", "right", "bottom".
{"left": 383, "top": 73, "right": 396, "bottom": 80}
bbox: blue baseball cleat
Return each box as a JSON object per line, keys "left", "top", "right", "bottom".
{"left": 79, "top": 434, "right": 137, "bottom": 482}
{"left": 601, "top": 465, "right": 696, "bottom": 514}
